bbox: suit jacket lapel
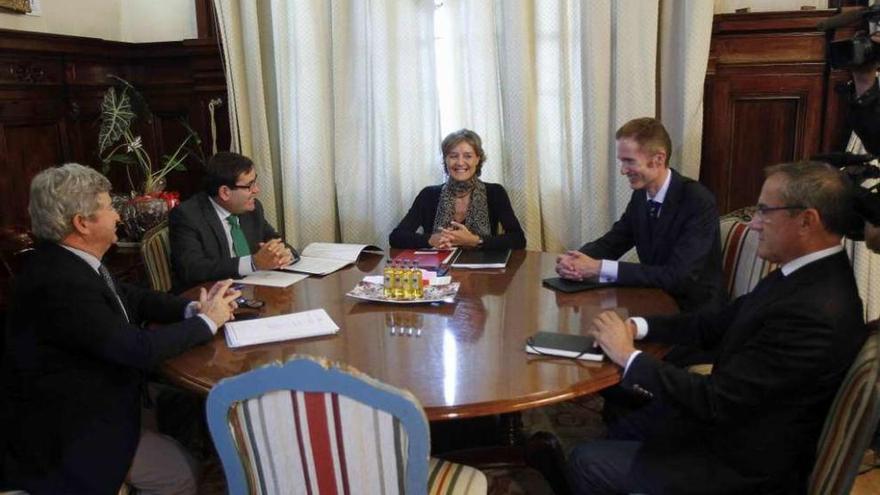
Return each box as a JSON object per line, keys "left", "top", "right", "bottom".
{"left": 715, "top": 253, "right": 847, "bottom": 364}
{"left": 52, "top": 244, "right": 131, "bottom": 321}
{"left": 198, "top": 193, "right": 232, "bottom": 258}
{"left": 239, "top": 205, "right": 261, "bottom": 253}
{"left": 633, "top": 193, "right": 653, "bottom": 261}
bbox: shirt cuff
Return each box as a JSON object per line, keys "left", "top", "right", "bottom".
{"left": 599, "top": 260, "right": 618, "bottom": 283}
{"left": 238, "top": 255, "right": 255, "bottom": 276}
{"left": 623, "top": 350, "right": 642, "bottom": 377}
{"left": 197, "top": 314, "right": 218, "bottom": 335}
{"left": 184, "top": 301, "right": 200, "bottom": 319}
{"left": 629, "top": 317, "right": 649, "bottom": 339}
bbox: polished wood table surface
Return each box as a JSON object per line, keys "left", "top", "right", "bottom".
{"left": 162, "top": 250, "right": 678, "bottom": 421}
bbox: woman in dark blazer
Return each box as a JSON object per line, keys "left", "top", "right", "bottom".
{"left": 390, "top": 129, "right": 525, "bottom": 249}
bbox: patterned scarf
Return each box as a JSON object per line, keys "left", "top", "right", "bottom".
{"left": 432, "top": 177, "right": 491, "bottom": 238}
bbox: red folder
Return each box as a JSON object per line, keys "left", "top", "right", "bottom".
{"left": 392, "top": 249, "right": 458, "bottom": 269}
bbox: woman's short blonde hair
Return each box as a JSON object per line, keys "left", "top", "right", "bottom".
{"left": 441, "top": 129, "right": 486, "bottom": 177}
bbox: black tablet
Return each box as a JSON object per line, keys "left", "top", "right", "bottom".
{"left": 541, "top": 276, "right": 613, "bottom": 293}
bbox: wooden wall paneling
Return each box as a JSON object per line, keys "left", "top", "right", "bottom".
{"left": 705, "top": 70, "right": 826, "bottom": 212}
{"left": 1, "top": 120, "right": 68, "bottom": 227}
{"left": 700, "top": 9, "right": 849, "bottom": 213}
{"left": 0, "top": 27, "right": 228, "bottom": 220}
{"left": 194, "top": 0, "right": 218, "bottom": 40}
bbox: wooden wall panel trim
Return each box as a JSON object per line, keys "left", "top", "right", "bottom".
{"left": 700, "top": 8, "right": 854, "bottom": 214}
{"left": 712, "top": 33, "right": 827, "bottom": 64}
{"left": 713, "top": 10, "right": 837, "bottom": 34}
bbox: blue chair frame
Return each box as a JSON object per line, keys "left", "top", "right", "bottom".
{"left": 206, "top": 356, "right": 431, "bottom": 494}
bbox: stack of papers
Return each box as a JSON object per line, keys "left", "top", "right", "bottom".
{"left": 237, "top": 271, "right": 308, "bottom": 288}
{"left": 224, "top": 309, "right": 339, "bottom": 348}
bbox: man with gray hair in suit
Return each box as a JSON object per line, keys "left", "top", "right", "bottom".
{"left": 1, "top": 163, "right": 240, "bottom": 494}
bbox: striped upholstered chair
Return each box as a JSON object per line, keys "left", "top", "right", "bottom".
{"left": 719, "top": 207, "right": 778, "bottom": 300}
{"left": 140, "top": 220, "right": 172, "bottom": 292}
{"left": 206, "top": 355, "right": 488, "bottom": 495}
{"left": 808, "top": 323, "right": 880, "bottom": 495}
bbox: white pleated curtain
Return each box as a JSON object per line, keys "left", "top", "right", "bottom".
{"left": 214, "top": 0, "right": 712, "bottom": 252}
{"left": 436, "top": 0, "right": 712, "bottom": 251}
{"left": 214, "top": 0, "right": 439, "bottom": 248}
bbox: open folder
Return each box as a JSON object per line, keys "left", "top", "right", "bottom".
{"left": 281, "top": 243, "right": 383, "bottom": 276}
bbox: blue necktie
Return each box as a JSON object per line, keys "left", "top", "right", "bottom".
{"left": 647, "top": 200, "right": 661, "bottom": 220}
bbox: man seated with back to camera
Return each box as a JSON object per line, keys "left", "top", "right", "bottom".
{"left": 169, "top": 151, "right": 296, "bottom": 292}
{"left": 1, "top": 163, "right": 240, "bottom": 494}
{"left": 555, "top": 117, "right": 723, "bottom": 313}
{"left": 567, "top": 161, "right": 867, "bottom": 494}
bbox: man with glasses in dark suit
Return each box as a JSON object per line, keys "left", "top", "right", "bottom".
{"left": 568, "top": 161, "right": 867, "bottom": 494}
{"left": 170, "top": 151, "right": 297, "bottom": 292}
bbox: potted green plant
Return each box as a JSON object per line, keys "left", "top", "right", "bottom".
{"left": 98, "top": 75, "right": 204, "bottom": 240}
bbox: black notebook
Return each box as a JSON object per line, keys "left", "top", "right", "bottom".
{"left": 542, "top": 276, "right": 613, "bottom": 293}
{"left": 450, "top": 249, "right": 511, "bottom": 269}
{"left": 525, "top": 331, "right": 604, "bottom": 361}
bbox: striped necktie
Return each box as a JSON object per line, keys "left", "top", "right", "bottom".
{"left": 227, "top": 215, "right": 251, "bottom": 257}
{"left": 98, "top": 264, "right": 129, "bottom": 322}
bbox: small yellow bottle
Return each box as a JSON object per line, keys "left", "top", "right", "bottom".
{"left": 402, "top": 260, "right": 414, "bottom": 300}
{"left": 383, "top": 259, "right": 394, "bottom": 299}
{"left": 410, "top": 260, "right": 423, "bottom": 299}
{"left": 393, "top": 260, "right": 405, "bottom": 300}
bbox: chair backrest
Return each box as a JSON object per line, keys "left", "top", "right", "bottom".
{"left": 719, "top": 207, "right": 777, "bottom": 299}
{"left": 206, "top": 355, "right": 431, "bottom": 495}
{"left": 140, "top": 220, "right": 172, "bottom": 292}
{"left": 809, "top": 323, "right": 880, "bottom": 495}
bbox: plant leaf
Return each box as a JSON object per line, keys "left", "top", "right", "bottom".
{"left": 108, "top": 154, "right": 138, "bottom": 165}
{"left": 98, "top": 86, "right": 135, "bottom": 154}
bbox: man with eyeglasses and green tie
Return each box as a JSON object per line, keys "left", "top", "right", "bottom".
{"left": 170, "top": 151, "right": 297, "bottom": 292}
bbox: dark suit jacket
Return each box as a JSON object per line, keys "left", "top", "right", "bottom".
{"left": 579, "top": 168, "right": 723, "bottom": 311}
{"left": 1, "top": 242, "right": 213, "bottom": 494}
{"left": 624, "top": 251, "right": 866, "bottom": 494}
{"left": 169, "top": 191, "right": 281, "bottom": 292}
{"left": 389, "top": 183, "right": 526, "bottom": 249}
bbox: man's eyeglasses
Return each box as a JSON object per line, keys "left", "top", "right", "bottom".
{"left": 228, "top": 179, "right": 258, "bottom": 191}
{"left": 754, "top": 204, "right": 806, "bottom": 217}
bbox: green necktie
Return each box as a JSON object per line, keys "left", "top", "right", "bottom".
{"left": 227, "top": 215, "right": 251, "bottom": 257}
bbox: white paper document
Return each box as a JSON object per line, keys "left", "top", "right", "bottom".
{"left": 237, "top": 270, "right": 308, "bottom": 288}
{"left": 225, "top": 309, "right": 340, "bottom": 348}
{"left": 282, "top": 242, "right": 383, "bottom": 275}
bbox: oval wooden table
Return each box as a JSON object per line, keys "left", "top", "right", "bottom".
{"left": 162, "top": 250, "right": 678, "bottom": 422}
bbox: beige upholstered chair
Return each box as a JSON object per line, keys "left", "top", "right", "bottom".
{"left": 139, "top": 220, "right": 172, "bottom": 292}
{"left": 808, "top": 323, "right": 880, "bottom": 495}
{"left": 206, "top": 355, "right": 488, "bottom": 495}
